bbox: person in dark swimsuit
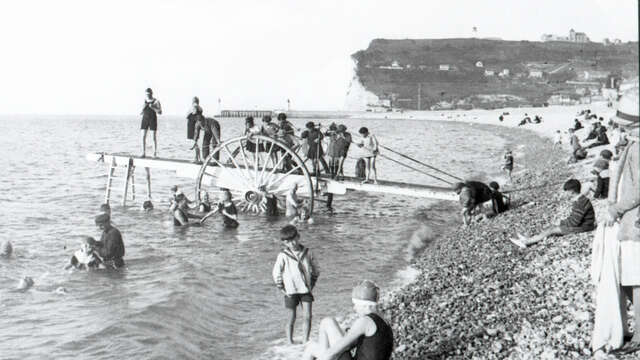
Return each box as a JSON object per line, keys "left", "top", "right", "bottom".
{"left": 140, "top": 88, "right": 162, "bottom": 158}
{"left": 187, "top": 97, "right": 204, "bottom": 162}
{"left": 303, "top": 280, "right": 393, "bottom": 360}
{"left": 171, "top": 194, "right": 202, "bottom": 227}
{"left": 218, "top": 190, "right": 239, "bottom": 228}
{"left": 194, "top": 116, "right": 221, "bottom": 161}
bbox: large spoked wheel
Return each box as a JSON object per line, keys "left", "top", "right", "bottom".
{"left": 195, "top": 135, "right": 315, "bottom": 216}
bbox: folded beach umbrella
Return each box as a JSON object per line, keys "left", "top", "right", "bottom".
{"left": 611, "top": 87, "right": 639, "bottom": 128}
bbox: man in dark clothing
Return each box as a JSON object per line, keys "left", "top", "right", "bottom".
{"left": 586, "top": 126, "right": 610, "bottom": 149}
{"left": 488, "top": 181, "right": 510, "bottom": 216}
{"left": 573, "top": 119, "right": 583, "bottom": 130}
{"left": 94, "top": 213, "right": 125, "bottom": 268}
{"left": 584, "top": 123, "right": 599, "bottom": 142}
{"left": 194, "top": 117, "right": 221, "bottom": 161}
{"left": 454, "top": 181, "right": 493, "bottom": 226}
{"left": 510, "top": 179, "right": 595, "bottom": 248}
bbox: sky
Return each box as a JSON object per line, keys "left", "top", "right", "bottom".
{"left": 0, "top": 0, "right": 637, "bottom": 115}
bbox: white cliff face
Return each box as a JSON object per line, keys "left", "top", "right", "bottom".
{"left": 344, "top": 60, "right": 380, "bottom": 111}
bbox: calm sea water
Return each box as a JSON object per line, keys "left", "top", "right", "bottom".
{"left": 0, "top": 114, "right": 509, "bottom": 360}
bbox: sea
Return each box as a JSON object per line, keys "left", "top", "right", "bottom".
{"left": 0, "top": 114, "right": 512, "bottom": 360}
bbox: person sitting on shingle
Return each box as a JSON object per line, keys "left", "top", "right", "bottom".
{"left": 510, "top": 179, "right": 595, "bottom": 248}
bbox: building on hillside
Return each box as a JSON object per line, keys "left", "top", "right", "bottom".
{"left": 439, "top": 64, "right": 451, "bottom": 71}
{"left": 603, "top": 38, "right": 611, "bottom": 45}
{"left": 475, "top": 61, "right": 484, "bottom": 68}
{"left": 484, "top": 70, "right": 495, "bottom": 76}
{"left": 613, "top": 39, "right": 622, "bottom": 45}
{"left": 499, "top": 69, "right": 510, "bottom": 77}
{"left": 541, "top": 29, "right": 589, "bottom": 43}
{"left": 529, "top": 70, "right": 543, "bottom": 78}
{"left": 379, "top": 60, "right": 403, "bottom": 70}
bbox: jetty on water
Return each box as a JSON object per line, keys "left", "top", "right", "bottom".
{"left": 86, "top": 152, "right": 459, "bottom": 208}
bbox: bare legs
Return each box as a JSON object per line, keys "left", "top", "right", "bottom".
{"left": 152, "top": 130, "right": 157, "bottom": 157}
{"left": 140, "top": 129, "right": 157, "bottom": 157}
{"left": 302, "top": 301, "right": 312, "bottom": 343}
{"left": 286, "top": 302, "right": 312, "bottom": 344}
{"left": 302, "top": 317, "right": 345, "bottom": 360}
{"left": 511, "top": 226, "right": 564, "bottom": 248}
{"left": 362, "top": 157, "right": 378, "bottom": 184}
{"left": 141, "top": 129, "right": 148, "bottom": 157}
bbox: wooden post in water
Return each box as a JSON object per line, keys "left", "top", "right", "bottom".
{"left": 104, "top": 157, "right": 117, "bottom": 204}
{"left": 121, "top": 158, "right": 134, "bottom": 206}
{"left": 130, "top": 165, "right": 136, "bottom": 201}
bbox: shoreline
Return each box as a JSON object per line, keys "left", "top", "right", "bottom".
{"left": 376, "top": 104, "right": 617, "bottom": 358}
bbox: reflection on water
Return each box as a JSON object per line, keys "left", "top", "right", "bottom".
{"left": 0, "top": 115, "right": 507, "bottom": 359}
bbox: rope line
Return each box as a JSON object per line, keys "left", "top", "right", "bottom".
{"left": 377, "top": 153, "right": 454, "bottom": 185}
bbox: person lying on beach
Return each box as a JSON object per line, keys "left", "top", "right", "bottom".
{"left": 533, "top": 115, "right": 542, "bottom": 124}
{"left": 517, "top": 118, "right": 527, "bottom": 126}
{"left": 171, "top": 193, "right": 203, "bottom": 227}
{"left": 454, "top": 181, "right": 494, "bottom": 226}
{"left": 302, "top": 280, "right": 393, "bottom": 360}
{"left": 65, "top": 236, "right": 103, "bottom": 270}
{"left": 510, "top": 179, "right": 595, "bottom": 248}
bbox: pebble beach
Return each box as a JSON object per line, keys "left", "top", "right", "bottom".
{"left": 367, "top": 102, "right": 623, "bottom": 359}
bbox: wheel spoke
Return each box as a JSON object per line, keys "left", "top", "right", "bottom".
{"left": 254, "top": 138, "right": 260, "bottom": 187}
{"left": 258, "top": 139, "right": 275, "bottom": 186}
{"left": 268, "top": 164, "right": 302, "bottom": 189}
{"left": 263, "top": 152, "right": 291, "bottom": 186}
{"left": 223, "top": 144, "right": 253, "bottom": 187}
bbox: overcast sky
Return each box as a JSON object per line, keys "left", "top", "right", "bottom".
{"left": 0, "top": 0, "right": 637, "bottom": 115}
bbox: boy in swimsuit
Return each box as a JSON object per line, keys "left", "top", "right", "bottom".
{"left": 501, "top": 150, "right": 514, "bottom": 181}
{"left": 303, "top": 280, "right": 393, "bottom": 360}
{"left": 272, "top": 225, "right": 320, "bottom": 344}
{"left": 140, "top": 88, "right": 162, "bottom": 158}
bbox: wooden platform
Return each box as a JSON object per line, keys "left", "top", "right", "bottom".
{"left": 87, "top": 152, "right": 459, "bottom": 201}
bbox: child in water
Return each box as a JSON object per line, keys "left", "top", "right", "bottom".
{"left": 272, "top": 225, "right": 320, "bottom": 344}
{"left": 65, "top": 236, "right": 103, "bottom": 270}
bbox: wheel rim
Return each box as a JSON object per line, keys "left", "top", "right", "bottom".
{"left": 195, "top": 135, "right": 315, "bottom": 216}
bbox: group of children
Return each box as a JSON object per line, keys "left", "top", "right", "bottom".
{"left": 169, "top": 186, "right": 239, "bottom": 228}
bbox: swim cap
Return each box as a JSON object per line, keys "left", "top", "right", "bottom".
{"left": 352, "top": 280, "right": 379, "bottom": 306}
{"left": 600, "top": 150, "right": 613, "bottom": 160}
{"left": 146, "top": 88, "right": 153, "bottom": 94}
{"left": 338, "top": 124, "right": 347, "bottom": 132}
{"left": 277, "top": 113, "right": 287, "bottom": 121}
{"left": 593, "top": 159, "right": 609, "bottom": 171}
{"left": 171, "top": 185, "right": 178, "bottom": 192}
{"left": 489, "top": 181, "right": 499, "bottom": 190}
{"left": 95, "top": 213, "right": 110, "bottom": 224}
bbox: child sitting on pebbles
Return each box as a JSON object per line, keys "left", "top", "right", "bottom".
{"left": 510, "top": 179, "right": 595, "bottom": 248}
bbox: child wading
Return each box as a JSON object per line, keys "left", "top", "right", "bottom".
{"left": 272, "top": 225, "right": 320, "bottom": 344}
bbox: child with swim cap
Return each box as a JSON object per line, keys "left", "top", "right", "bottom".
{"left": 65, "top": 236, "right": 103, "bottom": 270}
{"left": 272, "top": 225, "right": 320, "bottom": 344}
{"left": 303, "top": 280, "right": 394, "bottom": 360}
